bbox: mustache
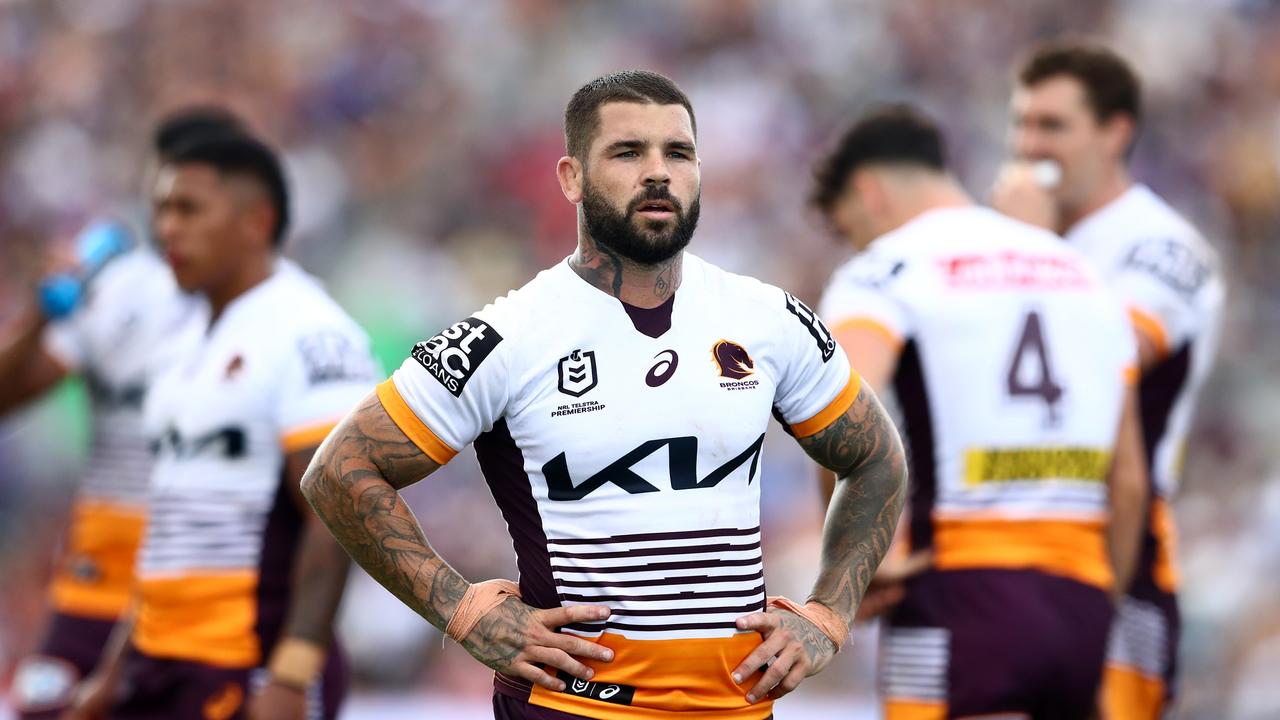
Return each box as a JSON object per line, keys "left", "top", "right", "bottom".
{"left": 626, "top": 186, "right": 684, "bottom": 215}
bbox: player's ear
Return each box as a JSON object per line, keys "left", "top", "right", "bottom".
{"left": 1102, "top": 113, "right": 1136, "bottom": 161}
{"left": 854, "top": 169, "right": 887, "bottom": 215}
{"left": 557, "top": 155, "right": 584, "bottom": 204}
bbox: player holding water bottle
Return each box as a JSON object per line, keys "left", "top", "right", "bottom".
{"left": 0, "top": 108, "right": 242, "bottom": 720}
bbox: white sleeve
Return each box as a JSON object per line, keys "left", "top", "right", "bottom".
{"left": 1113, "top": 236, "right": 1213, "bottom": 352}
{"left": 771, "top": 289, "right": 861, "bottom": 438}
{"left": 42, "top": 316, "right": 89, "bottom": 372}
{"left": 817, "top": 253, "right": 913, "bottom": 345}
{"left": 376, "top": 312, "right": 510, "bottom": 465}
{"left": 277, "top": 323, "right": 380, "bottom": 452}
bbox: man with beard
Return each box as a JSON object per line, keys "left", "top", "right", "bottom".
{"left": 300, "top": 69, "right": 908, "bottom": 720}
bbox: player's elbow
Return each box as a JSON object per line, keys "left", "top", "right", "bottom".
{"left": 298, "top": 456, "right": 331, "bottom": 510}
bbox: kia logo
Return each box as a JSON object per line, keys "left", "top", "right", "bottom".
{"left": 645, "top": 350, "right": 678, "bottom": 387}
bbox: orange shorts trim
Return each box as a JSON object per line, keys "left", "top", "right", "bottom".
{"left": 1102, "top": 663, "right": 1167, "bottom": 720}
{"left": 790, "top": 370, "right": 863, "bottom": 438}
{"left": 376, "top": 379, "right": 458, "bottom": 465}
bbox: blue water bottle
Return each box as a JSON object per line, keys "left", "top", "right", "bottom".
{"left": 38, "top": 220, "right": 134, "bottom": 320}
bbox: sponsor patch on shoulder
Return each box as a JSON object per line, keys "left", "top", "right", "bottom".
{"left": 784, "top": 292, "right": 836, "bottom": 362}
{"left": 411, "top": 316, "right": 503, "bottom": 397}
{"left": 1123, "top": 237, "right": 1211, "bottom": 298}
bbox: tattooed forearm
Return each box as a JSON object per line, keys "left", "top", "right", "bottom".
{"left": 300, "top": 393, "right": 464, "bottom": 630}
{"left": 797, "top": 384, "right": 907, "bottom": 624}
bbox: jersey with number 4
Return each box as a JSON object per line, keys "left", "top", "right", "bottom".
{"left": 381, "top": 253, "right": 859, "bottom": 720}
{"left": 819, "top": 206, "right": 1135, "bottom": 592}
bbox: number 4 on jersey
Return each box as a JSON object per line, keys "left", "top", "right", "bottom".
{"left": 1006, "top": 311, "right": 1064, "bottom": 425}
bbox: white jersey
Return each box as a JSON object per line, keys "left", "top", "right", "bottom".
{"left": 383, "top": 253, "right": 857, "bottom": 719}
{"left": 1066, "top": 184, "right": 1224, "bottom": 600}
{"left": 41, "top": 247, "right": 204, "bottom": 619}
{"left": 819, "top": 206, "right": 1135, "bottom": 591}
{"left": 136, "top": 261, "right": 377, "bottom": 668}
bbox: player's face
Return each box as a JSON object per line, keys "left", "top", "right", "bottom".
{"left": 580, "top": 102, "right": 701, "bottom": 265}
{"left": 827, "top": 183, "right": 876, "bottom": 251}
{"left": 1010, "top": 76, "right": 1113, "bottom": 206}
{"left": 151, "top": 164, "right": 243, "bottom": 293}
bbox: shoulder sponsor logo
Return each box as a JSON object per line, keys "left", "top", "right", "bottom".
{"left": 1123, "top": 237, "right": 1210, "bottom": 298}
{"left": 646, "top": 349, "right": 679, "bottom": 387}
{"left": 298, "top": 331, "right": 376, "bottom": 385}
{"left": 411, "top": 317, "right": 503, "bottom": 397}
{"left": 783, "top": 292, "right": 836, "bottom": 362}
{"left": 558, "top": 349, "right": 598, "bottom": 397}
{"left": 556, "top": 670, "right": 636, "bottom": 706}
{"left": 849, "top": 258, "right": 906, "bottom": 289}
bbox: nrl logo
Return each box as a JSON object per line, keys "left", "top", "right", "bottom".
{"left": 558, "top": 349, "right": 598, "bottom": 397}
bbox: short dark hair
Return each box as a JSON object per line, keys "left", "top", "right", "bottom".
{"left": 564, "top": 70, "right": 697, "bottom": 159}
{"left": 810, "top": 104, "right": 946, "bottom": 214}
{"left": 166, "top": 134, "right": 290, "bottom": 247}
{"left": 1018, "top": 42, "right": 1141, "bottom": 125}
{"left": 153, "top": 106, "right": 247, "bottom": 160}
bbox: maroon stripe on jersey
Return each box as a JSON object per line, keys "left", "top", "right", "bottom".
{"left": 606, "top": 601, "right": 764, "bottom": 617}
{"left": 475, "top": 419, "right": 559, "bottom": 611}
{"left": 551, "top": 556, "right": 761, "bottom": 574}
{"left": 546, "top": 526, "right": 760, "bottom": 546}
{"left": 564, "top": 619, "right": 742, "bottom": 633}
{"left": 548, "top": 541, "right": 761, "bottom": 560}
{"left": 893, "top": 340, "right": 938, "bottom": 552}
{"left": 555, "top": 570, "right": 764, "bottom": 589}
{"left": 620, "top": 294, "right": 675, "bottom": 338}
{"left": 560, "top": 584, "right": 765, "bottom": 603}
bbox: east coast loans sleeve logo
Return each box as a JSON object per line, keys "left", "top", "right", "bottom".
{"left": 411, "top": 317, "right": 503, "bottom": 397}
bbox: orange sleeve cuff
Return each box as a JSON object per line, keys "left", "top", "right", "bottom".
{"left": 1128, "top": 306, "right": 1170, "bottom": 358}
{"left": 375, "top": 379, "right": 458, "bottom": 465}
{"left": 831, "top": 316, "right": 904, "bottom": 350}
{"left": 281, "top": 422, "right": 338, "bottom": 453}
{"left": 790, "top": 370, "right": 863, "bottom": 438}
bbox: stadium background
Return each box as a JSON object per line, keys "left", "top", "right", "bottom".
{"left": 0, "top": 0, "right": 1277, "bottom": 717}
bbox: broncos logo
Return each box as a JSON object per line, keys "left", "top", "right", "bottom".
{"left": 711, "top": 340, "right": 755, "bottom": 379}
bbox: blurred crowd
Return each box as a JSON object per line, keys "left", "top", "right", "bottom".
{"left": 1, "top": 0, "right": 1278, "bottom": 717}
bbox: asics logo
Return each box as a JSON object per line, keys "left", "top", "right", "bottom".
{"left": 645, "top": 349, "right": 679, "bottom": 387}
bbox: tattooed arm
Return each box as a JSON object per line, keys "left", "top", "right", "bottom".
{"left": 732, "top": 382, "right": 907, "bottom": 703}
{"left": 299, "top": 392, "right": 613, "bottom": 691}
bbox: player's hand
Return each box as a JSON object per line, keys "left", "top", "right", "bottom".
{"left": 248, "top": 680, "right": 306, "bottom": 720}
{"left": 59, "top": 671, "right": 114, "bottom": 720}
{"left": 854, "top": 550, "right": 932, "bottom": 622}
{"left": 461, "top": 599, "right": 615, "bottom": 692}
{"left": 731, "top": 608, "right": 838, "bottom": 704}
{"left": 991, "top": 161, "right": 1059, "bottom": 231}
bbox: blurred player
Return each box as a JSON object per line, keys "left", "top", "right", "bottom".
{"left": 812, "top": 105, "right": 1149, "bottom": 719}
{"left": 994, "top": 42, "right": 1226, "bottom": 720}
{"left": 70, "top": 133, "right": 375, "bottom": 720}
{"left": 301, "top": 69, "right": 907, "bottom": 720}
{"left": 0, "top": 108, "right": 243, "bottom": 720}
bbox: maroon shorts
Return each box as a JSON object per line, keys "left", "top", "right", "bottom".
{"left": 111, "top": 645, "right": 348, "bottom": 720}
{"left": 12, "top": 612, "right": 117, "bottom": 719}
{"left": 882, "top": 569, "right": 1113, "bottom": 720}
{"left": 492, "top": 691, "right": 774, "bottom": 719}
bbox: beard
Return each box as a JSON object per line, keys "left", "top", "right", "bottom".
{"left": 581, "top": 179, "right": 700, "bottom": 266}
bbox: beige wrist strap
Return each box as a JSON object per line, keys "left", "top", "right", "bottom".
{"left": 267, "top": 637, "right": 325, "bottom": 690}
{"left": 444, "top": 579, "right": 522, "bottom": 646}
{"left": 766, "top": 596, "right": 849, "bottom": 652}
